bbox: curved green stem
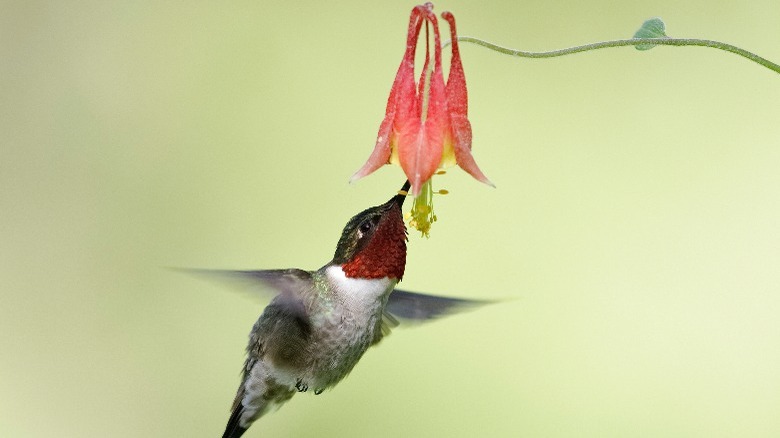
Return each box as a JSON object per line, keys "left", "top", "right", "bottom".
{"left": 446, "top": 36, "right": 780, "bottom": 75}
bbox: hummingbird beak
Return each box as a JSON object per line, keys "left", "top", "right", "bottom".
{"left": 391, "top": 180, "right": 411, "bottom": 208}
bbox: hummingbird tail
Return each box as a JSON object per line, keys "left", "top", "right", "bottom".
{"left": 222, "top": 406, "right": 248, "bottom": 438}
{"left": 222, "top": 374, "right": 297, "bottom": 438}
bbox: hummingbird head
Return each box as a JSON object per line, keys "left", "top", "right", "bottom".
{"left": 333, "top": 181, "right": 410, "bottom": 281}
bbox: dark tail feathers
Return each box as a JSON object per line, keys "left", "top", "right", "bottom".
{"left": 222, "top": 405, "right": 247, "bottom": 438}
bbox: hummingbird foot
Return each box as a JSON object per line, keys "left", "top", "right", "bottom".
{"left": 314, "top": 388, "right": 324, "bottom": 395}
{"left": 295, "top": 379, "right": 308, "bottom": 393}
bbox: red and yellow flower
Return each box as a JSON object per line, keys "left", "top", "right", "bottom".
{"left": 351, "top": 3, "right": 493, "bottom": 196}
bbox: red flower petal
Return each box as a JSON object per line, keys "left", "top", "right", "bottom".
{"left": 442, "top": 11, "right": 494, "bottom": 187}
{"left": 397, "top": 9, "right": 449, "bottom": 195}
{"left": 449, "top": 114, "right": 493, "bottom": 186}
{"left": 351, "top": 7, "right": 424, "bottom": 183}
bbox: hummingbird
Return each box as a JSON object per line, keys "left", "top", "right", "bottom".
{"left": 186, "top": 181, "right": 488, "bottom": 437}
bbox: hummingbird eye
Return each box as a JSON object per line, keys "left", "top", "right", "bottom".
{"left": 357, "top": 216, "right": 380, "bottom": 237}
{"left": 359, "top": 220, "right": 373, "bottom": 234}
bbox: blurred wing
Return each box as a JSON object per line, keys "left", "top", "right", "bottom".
{"left": 385, "top": 289, "right": 493, "bottom": 324}
{"left": 174, "top": 268, "right": 313, "bottom": 302}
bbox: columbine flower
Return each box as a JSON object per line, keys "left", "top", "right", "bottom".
{"left": 350, "top": 3, "right": 493, "bottom": 196}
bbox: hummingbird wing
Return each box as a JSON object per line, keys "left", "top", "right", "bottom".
{"left": 385, "top": 289, "right": 492, "bottom": 324}
{"left": 372, "top": 290, "right": 492, "bottom": 345}
{"left": 176, "top": 268, "right": 313, "bottom": 301}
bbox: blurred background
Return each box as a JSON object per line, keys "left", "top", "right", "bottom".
{"left": 2, "top": 0, "right": 779, "bottom": 436}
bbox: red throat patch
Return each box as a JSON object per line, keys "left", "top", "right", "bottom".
{"left": 341, "top": 208, "right": 407, "bottom": 280}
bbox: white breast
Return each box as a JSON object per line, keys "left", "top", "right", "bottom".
{"left": 324, "top": 265, "right": 396, "bottom": 315}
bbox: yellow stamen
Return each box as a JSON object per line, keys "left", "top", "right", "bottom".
{"left": 409, "top": 180, "right": 436, "bottom": 238}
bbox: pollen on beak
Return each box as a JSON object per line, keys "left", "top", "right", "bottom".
{"left": 390, "top": 180, "right": 411, "bottom": 208}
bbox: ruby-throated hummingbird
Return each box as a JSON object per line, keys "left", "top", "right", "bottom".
{"left": 188, "top": 181, "right": 487, "bottom": 437}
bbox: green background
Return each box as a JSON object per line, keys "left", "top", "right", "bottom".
{"left": 2, "top": 1, "right": 779, "bottom": 437}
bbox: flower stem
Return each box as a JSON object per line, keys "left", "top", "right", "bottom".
{"left": 445, "top": 36, "right": 780, "bottom": 75}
